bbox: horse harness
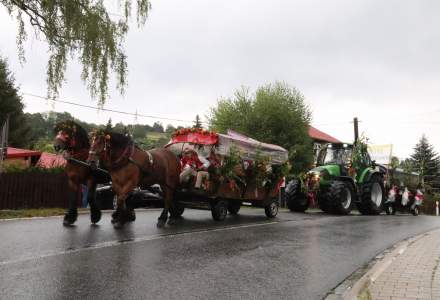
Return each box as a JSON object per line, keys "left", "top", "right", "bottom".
{"left": 128, "top": 147, "right": 154, "bottom": 176}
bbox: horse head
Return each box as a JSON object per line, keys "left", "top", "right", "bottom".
{"left": 53, "top": 121, "right": 90, "bottom": 161}
{"left": 87, "top": 129, "right": 111, "bottom": 167}
{"left": 53, "top": 121, "right": 83, "bottom": 153}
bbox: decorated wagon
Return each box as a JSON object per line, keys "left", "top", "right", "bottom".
{"left": 165, "top": 128, "right": 289, "bottom": 221}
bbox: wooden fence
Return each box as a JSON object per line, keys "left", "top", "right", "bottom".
{"left": 0, "top": 172, "right": 80, "bottom": 209}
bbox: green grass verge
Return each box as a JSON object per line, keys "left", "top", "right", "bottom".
{"left": 0, "top": 208, "right": 71, "bottom": 219}
{"left": 146, "top": 132, "right": 167, "bottom": 141}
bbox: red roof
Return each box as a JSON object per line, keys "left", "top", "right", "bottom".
{"left": 37, "top": 152, "right": 67, "bottom": 168}
{"left": 308, "top": 127, "right": 341, "bottom": 143}
{"left": 6, "top": 147, "right": 42, "bottom": 159}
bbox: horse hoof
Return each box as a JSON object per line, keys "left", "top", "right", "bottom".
{"left": 63, "top": 218, "right": 75, "bottom": 226}
{"left": 157, "top": 219, "right": 166, "bottom": 228}
{"left": 167, "top": 218, "right": 177, "bottom": 225}
{"left": 63, "top": 211, "right": 78, "bottom": 226}
{"left": 127, "top": 210, "right": 136, "bottom": 222}
{"left": 111, "top": 210, "right": 120, "bottom": 224}
{"left": 90, "top": 210, "right": 102, "bottom": 224}
{"left": 113, "top": 221, "right": 124, "bottom": 229}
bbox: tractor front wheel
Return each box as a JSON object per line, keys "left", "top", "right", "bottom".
{"left": 357, "top": 175, "right": 385, "bottom": 215}
{"left": 325, "top": 181, "right": 353, "bottom": 215}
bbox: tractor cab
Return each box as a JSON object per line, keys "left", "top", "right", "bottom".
{"left": 317, "top": 143, "right": 352, "bottom": 166}
{"left": 316, "top": 143, "right": 353, "bottom": 177}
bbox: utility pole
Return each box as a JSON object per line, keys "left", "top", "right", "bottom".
{"left": 0, "top": 115, "right": 10, "bottom": 174}
{"left": 353, "top": 117, "right": 359, "bottom": 144}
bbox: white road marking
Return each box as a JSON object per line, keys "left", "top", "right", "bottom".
{"left": 0, "top": 221, "right": 279, "bottom": 267}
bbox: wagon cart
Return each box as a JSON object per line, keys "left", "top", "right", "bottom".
{"left": 384, "top": 168, "right": 422, "bottom": 216}
{"left": 165, "top": 129, "right": 289, "bottom": 221}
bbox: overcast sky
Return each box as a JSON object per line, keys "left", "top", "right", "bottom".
{"left": 1, "top": 0, "right": 439, "bottom": 159}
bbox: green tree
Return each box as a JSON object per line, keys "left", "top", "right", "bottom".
{"left": 152, "top": 122, "right": 164, "bottom": 133}
{"left": 105, "top": 118, "right": 113, "bottom": 130}
{"left": 0, "top": 57, "right": 31, "bottom": 148}
{"left": 210, "top": 82, "right": 313, "bottom": 174}
{"left": 165, "top": 124, "right": 176, "bottom": 135}
{"left": 390, "top": 156, "right": 400, "bottom": 169}
{"left": 1, "top": 0, "right": 151, "bottom": 105}
{"left": 194, "top": 114, "right": 202, "bottom": 129}
{"left": 410, "top": 135, "right": 439, "bottom": 185}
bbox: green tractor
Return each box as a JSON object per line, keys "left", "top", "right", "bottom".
{"left": 285, "top": 142, "right": 386, "bottom": 215}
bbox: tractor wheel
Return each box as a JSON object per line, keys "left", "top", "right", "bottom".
{"left": 227, "top": 202, "right": 241, "bottom": 215}
{"left": 325, "top": 181, "right": 353, "bottom": 215}
{"left": 211, "top": 200, "right": 228, "bottom": 221}
{"left": 265, "top": 200, "right": 279, "bottom": 218}
{"left": 285, "top": 180, "right": 309, "bottom": 213}
{"left": 357, "top": 175, "right": 385, "bottom": 215}
{"left": 318, "top": 199, "right": 332, "bottom": 213}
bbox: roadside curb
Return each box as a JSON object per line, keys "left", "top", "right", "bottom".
{"left": 0, "top": 208, "right": 162, "bottom": 222}
{"left": 325, "top": 228, "right": 440, "bottom": 300}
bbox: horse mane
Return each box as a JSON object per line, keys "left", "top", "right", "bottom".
{"left": 108, "top": 131, "right": 132, "bottom": 149}
{"left": 54, "top": 120, "right": 90, "bottom": 148}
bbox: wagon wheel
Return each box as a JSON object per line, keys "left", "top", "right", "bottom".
{"left": 211, "top": 200, "right": 228, "bottom": 221}
{"left": 227, "top": 202, "right": 241, "bottom": 215}
{"left": 265, "top": 199, "right": 279, "bottom": 218}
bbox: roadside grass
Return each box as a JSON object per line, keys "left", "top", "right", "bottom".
{"left": 0, "top": 208, "right": 85, "bottom": 219}
{"left": 146, "top": 132, "right": 167, "bottom": 141}
{"left": 357, "top": 281, "right": 372, "bottom": 300}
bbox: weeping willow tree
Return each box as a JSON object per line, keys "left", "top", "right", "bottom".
{"left": 1, "top": 0, "right": 151, "bottom": 106}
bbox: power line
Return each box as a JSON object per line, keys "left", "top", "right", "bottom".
{"left": 23, "top": 93, "right": 198, "bottom": 124}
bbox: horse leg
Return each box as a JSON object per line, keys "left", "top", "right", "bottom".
{"left": 113, "top": 183, "right": 136, "bottom": 229}
{"left": 63, "top": 179, "right": 79, "bottom": 226}
{"left": 157, "top": 187, "right": 171, "bottom": 227}
{"left": 87, "top": 179, "right": 101, "bottom": 224}
{"left": 125, "top": 192, "right": 136, "bottom": 222}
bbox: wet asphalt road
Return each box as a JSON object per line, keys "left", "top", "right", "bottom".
{"left": 1, "top": 208, "right": 440, "bottom": 300}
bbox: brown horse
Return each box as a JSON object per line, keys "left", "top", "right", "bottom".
{"left": 54, "top": 121, "right": 110, "bottom": 225}
{"left": 87, "top": 130, "right": 181, "bottom": 228}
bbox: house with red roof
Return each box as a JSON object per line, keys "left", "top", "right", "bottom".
{"left": 308, "top": 126, "right": 341, "bottom": 158}
{"left": 3, "top": 147, "right": 66, "bottom": 169}
{"left": 5, "top": 147, "right": 42, "bottom": 168}
{"left": 308, "top": 126, "right": 341, "bottom": 144}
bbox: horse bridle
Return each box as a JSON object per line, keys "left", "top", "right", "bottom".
{"left": 55, "top": 130, "right": 76, "bottom": 152}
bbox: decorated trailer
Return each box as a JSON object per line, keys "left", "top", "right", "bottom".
{"left": 384, "top": 168, "right": 422, "bottom": 216}
{"left": 165, "top": 129, "right": 289, "bottom": 221}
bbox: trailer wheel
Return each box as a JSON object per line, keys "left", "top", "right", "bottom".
{"left": 265, "top": 200, "right": 279, "bottom": 218}
{"left": 227, "top": 202, "right": 241, "bottom": 215}
{"left": 384, "top": 203, "right": 395, "bottom": 215}
{"left": 170, "top": 203, "right": 185, "bottom": 218}
{"left": 357, "top": 175, "right": 385, "bottom": 215}
{"left": 212, "top": 200, "right": 228, "bottom": 221}
{"left": 412, "top": 206, "right": 419, "bottom": 216}
{"left": 285, "top": 180, "right": 309, "bottom": 212}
